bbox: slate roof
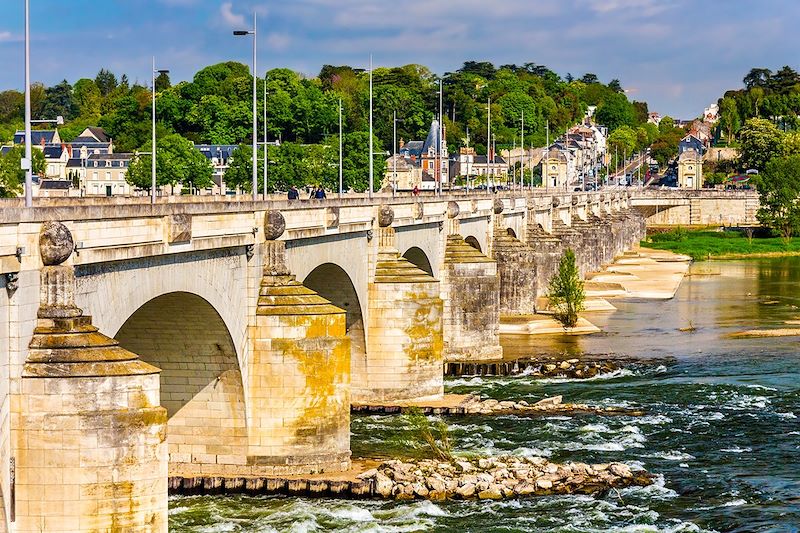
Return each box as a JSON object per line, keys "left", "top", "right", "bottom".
{"left": 195, "top": 144, "right": 239, "bottom": 161}
{"left": 400, "top": 140, "right": 425, "bottom": 158}
{"left": 13, "top": 130, "right": 57, "bottom": 145}
{"left": 39, "top": 180, "right": 71, "bottom": 190}
{"left": 83, "top": 127, "right": 110, "bottom": 143}
{"left": 0, "top": 146, "right": 13, "bottom": 156}
{"left": 422, "top": 120, "right": 442, "bottom": 154}
{"left": 43, "top": 146, "right": 65, "bottom": 158}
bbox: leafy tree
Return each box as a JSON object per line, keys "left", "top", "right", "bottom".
{"left": 547, "top": 248, "right": 585, "bottom": 328}
{"left": 155, "top": 72, "right": 171, "bottom": 92}
{"left": 739, "top": 118, "right": 784, "bottom": 171}
{"left": 595, "top": 93, "right": 635, "bottom": 131}
{"left": 73, "top": 79, "right": 102, "bottom": 119}
{"left": 0, "top": 146, "right": 45, "bottom": 197}
{"left": 755, "top": 155, "right": 800, "bottom": 243}
{"left": 718, "top": 96, "right": 740, "bottom": 142}
{"left": 126, "top": 134, "right": 212, "bottom": 191}
{"left": 632, "top": 101, "right": 649, "bottom": 124}
{"left": 0, "top": 90, "right": 23, "bottom": 122}
{"left": 580, "top": 73, "right": 599, "bottom": 84}
{"left": 95, "top": 68, "right": 118, "bottom": 96}
{"left": 40, "top": 80, "right": 77, "bottom": 121}
{"left": 658, "top": 116, "right": 675, "bottom": 134}
{"left": 782, "top": 131, "right": 800, "bottom": 155}
{"left": 608, "top": 79, "right": 623, "bottom": 93}
{"left": 743, "top": 68, "right": 772, "bottom": 90}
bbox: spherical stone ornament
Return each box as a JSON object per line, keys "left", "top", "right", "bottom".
{"left": 39, "top": 221, "right": 74, "bottom": 266}
{"left": 599, "top": 194, "right": 606, "bottom": 201}
{"left": 447, "top": 201, "right": 460, "bottom": 219}
{"left": 263, "top": 210, "right": 286, "bottom": 241}
{"left": 552, "top": 197, "right": 561, "bottom": 207}
{"left": 378, "top": 205, "right": 394, "bottom": 227}
{"left": 493, "top": 199, "right": 504, "bottom": 214}
{"left": 572, "top": 196, "right": 579, "bottom": 205}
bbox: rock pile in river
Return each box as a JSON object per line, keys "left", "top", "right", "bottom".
{"left": 358, "top": 455, "right": 653, "bottom": 500}
{"left": 445, "top": 357, "right": 620, "bottom": 378}
{"left": 459, "top": 394, "right": 643, "bottom": 416}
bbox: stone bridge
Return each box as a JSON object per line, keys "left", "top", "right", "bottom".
{"left": 0, "top": 190, "right": 649, "bottom": 531}
{"left": 630, "top": 189, "right": 760, "bottom": 226}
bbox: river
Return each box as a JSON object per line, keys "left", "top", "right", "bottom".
{"left": 169, "top": 258, "right": 800, "bottom": 532}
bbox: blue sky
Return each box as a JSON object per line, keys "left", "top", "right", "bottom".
{"left": 1, "top": 0, "right": 798, "bottom": 118}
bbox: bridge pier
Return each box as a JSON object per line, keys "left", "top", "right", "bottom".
{"left": 491, "top": 199, "right": 540, "bottom": 316}
{"left": 248, "top": 227, "right": 351, "bottom": 475}
{"left": 14, "top": 223, "right": 167, "bottom": 532}
{"left": 358, "top": 207, "right": 444, "bottom": 402}
{"left": 440, "top": 202, "right": 502, "bottom": 362}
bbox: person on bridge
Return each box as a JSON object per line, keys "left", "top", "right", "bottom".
{"left": 288, "top": 186, "right": 299, "bottom": 200}
{"left": 314, "top": 186, "right": 327, "bottom": 199}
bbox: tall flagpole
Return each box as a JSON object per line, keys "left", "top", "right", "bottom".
{"left": 368, "top": 54, "right": 373, "bottom": 199}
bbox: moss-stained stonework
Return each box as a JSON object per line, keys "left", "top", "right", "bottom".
{"left": 248, "top": 242, "right": 351, "bottom": 475}
{"left": 16, "top": 265, "right": 167, "bottom": 532}
{"left": 358, "top": 227, "right": 444, "bottom": 403}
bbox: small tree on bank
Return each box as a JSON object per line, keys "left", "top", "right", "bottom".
{"left": 548, "top": 248, "right": 585, "bottom": 328}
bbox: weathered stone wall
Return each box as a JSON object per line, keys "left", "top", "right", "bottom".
{"left": 441, "top": 234, "right": 502, "bottom": 361}
{"left": 492, "top": 225, "right": 539, "bottom": 316}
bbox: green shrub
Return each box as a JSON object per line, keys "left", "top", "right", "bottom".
{"left": 548, "top": 248, "right": 585, "bottom": 328}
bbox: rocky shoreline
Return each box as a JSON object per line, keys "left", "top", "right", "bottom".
{"left": 445, "top": 357, "right": 621, "bottom": 378}
{"left": 358, "top": 456, "right": 654, "bottom": 500}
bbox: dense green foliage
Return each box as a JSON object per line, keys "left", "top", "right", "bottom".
{"left": 645, "top": 228, "right": 800, "bottom": 260}
{"left": 0, "top": 61, "right": 652, "bottom": 192}
{"left": 126, "top": 134, "right": 213, "bottom": 191}
{"left": 0, "top": 146, "right": 45, "bottom": 197}
{"left": 718, "top": 66, "right": 800, "bottom": 144}
{"left": 754, "top": 155, "right": 800, "bottom": 241}
{"left": 547, "top": 248, "right": 585, "bottom": 328}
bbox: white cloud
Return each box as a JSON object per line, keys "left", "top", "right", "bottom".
{"left": 266, "top": 33, "right": 290, "bottom": 51}
{"left": 0, "top": 31, "right": 13, "bottom": 42}
{"left": 220, "top": 2, "right": 246, "bottom": 28}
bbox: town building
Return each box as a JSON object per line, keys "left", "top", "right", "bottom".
{"left": 679, "top": 134, "right": 706, "bottom": 156}
{"left": 543, "top": 148, "right": 570, "bottom": 189}
{"left": 78, "top": 153, "right": 133, "bottom": 197}
{"left": 448, "top": 147, "right": 508, "bottom": 186}
{"left": 384, "top": 120, "right": 448, "bottom": 191}
{"left": 677, "top": 148, "right": 703, "bottom": 189}
{"left": 195, "top": 144, "right": 239, "bottom": 195}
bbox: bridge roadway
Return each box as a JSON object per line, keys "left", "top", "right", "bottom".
{"left": 0, "top": 188, "right": 750, "bottom": 531}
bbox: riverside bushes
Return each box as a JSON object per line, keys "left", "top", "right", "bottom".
{"left": 644, "top": 228, "right": 800, "bottom": 260}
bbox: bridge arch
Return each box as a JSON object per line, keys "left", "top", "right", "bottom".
{"left": 402, "top": 246, "right": 434, "bottom": 276}
{"left": 465, "top": 235, "right": 482, "bottom": 252}
{"left": 506, "top": 228, "right": 518, "bottom": 239}
{"left": 115, "top": 291, "right": 247, "bottom": 467}
{"left": 303, "top": 263, "right": 367, "bottom": 378}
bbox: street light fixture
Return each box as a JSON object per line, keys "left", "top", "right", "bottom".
{"left": 393, "top": 111, "right": 404, "bottom": 198}
{"left": 23, "top": 0, "right": 32, "bottom": 207}
{"left": 151, "top": 57, "right": 169, "bottom": 204}
{"left": 233, "top": 14, "right": 258, "bottom": 201}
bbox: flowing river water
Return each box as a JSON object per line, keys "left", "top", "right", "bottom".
{"left": 169, "top": 258, "right": 800, "bottom": 532}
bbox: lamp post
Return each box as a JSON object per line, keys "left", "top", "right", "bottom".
{"left": 393, "top": 111, "right": 404, "bottom": 198}
{"left": 23, "top": 0, "right": 32, "bottom": 206}
{"left": 151, "top": 57, "right": 169, "bottom": 203}
{"left": 233, "top": 13, "right": 257, "bottom": 201}
{"left": 338, "top": 98, "right": 343, "bottom": 198}
{"left": 368, "top": 54, "right": 373, "bottom": 199}
{"left": 263, "top": 78, "right": 268, "bottom": 199}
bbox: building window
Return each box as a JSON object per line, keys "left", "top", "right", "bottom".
{"left": 106, "top": 171, "right": 111, "bottom": 180}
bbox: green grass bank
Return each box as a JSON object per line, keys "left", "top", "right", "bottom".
{"left": 642, "top": 228, "right": 800, "bottom": 261}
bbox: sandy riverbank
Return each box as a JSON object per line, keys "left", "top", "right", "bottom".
{"left": 499, "top": 248, "right": 691, "bottom": 337}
